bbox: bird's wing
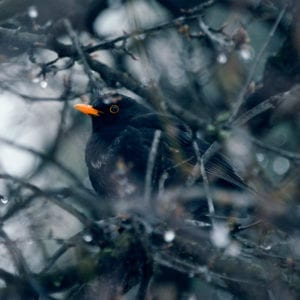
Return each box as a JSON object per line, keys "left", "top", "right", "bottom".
{"left": 130, "top": 112, "right": 192, "bottom": 146}
{"left": 130, "top": 113, "right": 248, "bottom": 190}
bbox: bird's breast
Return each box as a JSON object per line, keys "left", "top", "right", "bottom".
{"left": 85, "top": 129, "right": 147, "bottom": 198}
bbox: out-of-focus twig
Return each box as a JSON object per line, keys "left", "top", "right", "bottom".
{"left": 144, "top": 130, "right": 162, "bottom": 208}
{"left": 0, "top": 137, "right": 90, "bottom": 192}
{"left": 0, "top": 81, "right": 86, "bottom": 102}
{"left": 84, "top": 2, "right": 214, "bottom": 54}
{"left": 228, "top": 4, "right": 288, "bottom": 124}
{"left": 63, "top": 19, "right": 104, "bottom": 96}
{"left": 0, "top": 226, "right": 46, "bottom": 298}
{"left": 232, "top": 85, "right": 300, "bottom": 127}
{"left": 250, "top": 136, "right": 300, "bottom": 161}
{"left": 41, "top": 232, "right": 82, "bottom": 273}
{"left": 0, "top": 173, "right": 92, "bottom": 226}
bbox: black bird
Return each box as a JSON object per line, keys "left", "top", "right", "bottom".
{"left": 74, "top": 94, "right": 247, "bottom": 203}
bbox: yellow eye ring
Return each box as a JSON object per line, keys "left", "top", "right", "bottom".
{"left": 109, "top": 104, "right": 119, "bottom": 114}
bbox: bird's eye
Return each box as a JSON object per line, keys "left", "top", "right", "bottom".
{"left": 109, "top": 104, "right": 119, "bottom": 114}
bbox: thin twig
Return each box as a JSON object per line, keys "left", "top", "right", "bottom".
{"left": 228, "top": 4, "right": 288, "bottom": 124}
{"left": 232, "top": 85, "right": 300, "bottom": 127}
{"left": 85, "top": 2, "right": 215, "bottom": 54}
{"left": 0, "top": 268, "right": 21, "bottom": 284}
{"left": 144, "top": 130, "right": 162, "bottom": 206}
{"left": 200, "top": 156, "right": 215, "bottom": 216}
{"left": 234, "top": 219, "right": 262, "bottom": 232}
{"left": 0, "top": 137, "right": 91, "bottom": 192}
{"left": 198, "top": 16, "right": 234, "bottom": 50}
{"left": 184, "top": 219, "right": 212, "bottom": 228}
{"left": 0, "top": 81, "right": 86, "bottom": 102}
{"left": 0, "top": 3, "right": 215, "bottom": 62}
{"left": 28, "top": 92, "right": 70, "bottom": 182}
{"left": 188, "top": 141, "right": 215, "bottom": 220}
{"left": 167, "top": 101, "right": 209, "bottom": 130}
{"left": 0, "top": 173, "right": 92, "bottom": 226}
{"left": 63, "top": 19, "right": 104, "bottom": 96}
{"left": 41, "top": 235, "right": 79, "bottom": 273}
{"left": 186, "top": 141, "right": 202, "bottom": 186}
{"left": 202, "top": 141, "right": 221, "bottom": 164}
{"left": 41, "top": 244, "right": 72, "bottom": 273}
{"left": 0, "top": 226, "right": 46, "bottom": 298}
{"left": 250, "top": 136, "right": 300, "bottom": 161}
{"left": 181, "top": 0, "right": 215, "bottom": 14}
{"left": 136, "top": 263, "right": 152, "bottom": 300}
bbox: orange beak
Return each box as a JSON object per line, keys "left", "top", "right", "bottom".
{"left": 73, "top": 104, "right": 103, "bottom": 116}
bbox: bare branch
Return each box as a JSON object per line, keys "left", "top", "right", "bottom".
{"left": 228, "top": 4, "right": 289, "bottom": 124}
{"left": 232, "top": 85, "right": 300, "bottom": 126}
{"left": 63, "top": 19, "right": 104, "bottom": 96}
{"left": 0, "top": 137, "right": 89, "bottom": 192}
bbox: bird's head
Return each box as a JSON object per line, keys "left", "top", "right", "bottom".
{"left": 74, "top": 94, "right": 150, "bottom": 132}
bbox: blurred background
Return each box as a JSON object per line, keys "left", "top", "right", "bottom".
{"left": 0, "top": 0, "right": 299, "bottom": 299}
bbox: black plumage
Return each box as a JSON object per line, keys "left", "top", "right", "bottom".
{"left": 75, "top": 94, "right": 246, "bottom": 201}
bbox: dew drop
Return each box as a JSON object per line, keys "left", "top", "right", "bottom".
{"left": 40, "top": 80, "right": 48, "bottom": 88}
{"left": 32, "top": 77, "right": 40, "bottom": 83}
{"left": 164, "top": 230, "right": 175, "bottom": 243}
{"left": 211, "top": 223, "right": 230, "bottom": 248}
{"left": 83, "top": 233, "right": 93, "bottom": 243}
{"left": 103, "top": 98, "right": 112, "bottom": 105}
{"left": 262, "top": 244, "right": 272, "bottom": 251}
{"left": 239, "top": 46, "right": 254, "bottom": 61}
{"left": 256, "top": 153, "right": 264, "bottom": 162}
{"left": 53, "top": 280, "right": 61, "bottom": 287}
{"left": 273, "top": 157, "right": 290, "bottom": 175}
{"left": 0, "top": 195, "right": 8, "bottom": 205}
{"left": 124, "top": 183, "right": 136, "bottom": 195}
{"left": 28, "top": 6, "right": 38, "bottom": 19}
{"left": 225, "top": 242, "right": 241, "bottom": 257}
{"left": 217, "top": 53, "right": 227, "bottom": 64}
{"left": 56, "top": 193, "right": 66, "bottom": 200}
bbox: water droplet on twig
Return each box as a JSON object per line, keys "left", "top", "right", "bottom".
{"left": 239, "top": 46, "right": 254, "bottom": 61}
{"left": 211, "top": 223, "right": 230, "bottom": 248}
{"left": 40, "top": 80, "right": 48, "bottom": 89}
{"left": 0, "top": 195, "right": 8, "bottom": 205}
{"left": 32, "top": 77, "right": 40, "bottom": 83}
{"left": 83, "top": 233, "right": 93, "bottom": 243}
{"left": 256, "top": 153, "right": 264, "bottom": 162}
{"left": 273, "top": 157, "right": 290, "bottom": 175}
{"left": 217, "top": 53, "right": 228, "bottom": 64}
{"left": 28, "top": 6, "right": 38, "bottom": 19}
{"left": 164, "top": 230, "right": 175, "bottom": 243}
